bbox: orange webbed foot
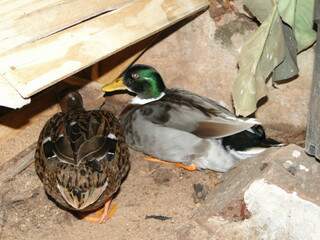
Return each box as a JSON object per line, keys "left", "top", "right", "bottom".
{"left": 82, "top": 200, "right": 117, "bottom": 224}
{"left": 175, "top": 163, "right": 197, "bottom": 171}
{"left": 143, "top": 156, "right": 173, "bottom": 166}
{"left": 143, "top": 156, "right": 197, "bottom": 171}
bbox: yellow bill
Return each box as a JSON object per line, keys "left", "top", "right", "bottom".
{"left": 102, "top": 76, "right": 127, "bottom": 92}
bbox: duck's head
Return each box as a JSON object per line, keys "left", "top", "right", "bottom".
{"left": 60, "top": 91, "right": 84, "bottom": 113}
{"left": 102, "top": 64, "right": 166, "bottom": 100}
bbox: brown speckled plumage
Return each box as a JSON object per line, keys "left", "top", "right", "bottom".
{"left": 35, "top": 92, "right": 129, "bottom": 212}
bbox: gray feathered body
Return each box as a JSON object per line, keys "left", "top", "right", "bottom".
{"left": 120, "top": 89, "right": 275, "bottom": 172}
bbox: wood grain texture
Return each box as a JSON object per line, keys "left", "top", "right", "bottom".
{"left": 0, "top": 80, "right": 103, "bottom": 184}
{"left": 96, "top": 34, "right": 160, "bottom": 84}
{"left": 97, "top": 49, "right": 146, "bottom": 84}
{"left": 97, "top": 32, "right": 162, "bottom": 84}
{"left": 0, "top": 77, "right": 98, "bottom": 171}
{"left": 0, "top": 75, "right": 30, "bottom": 108}
{"left": 0, "top": 0, "right": 208, "bottom": 98}
{"left": 0, "top": 0, "right": 132, "bottom": 55}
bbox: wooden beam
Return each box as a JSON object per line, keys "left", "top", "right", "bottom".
{"left": 0, "top": 0, "right": 208, "bottom": 99}
{"left": 96, "top": 35, "right": 158, "bottom": 84}
{"left": 0, "top": 76, "right": 94, "bottom": 170}
{"left": 0, "top": 0, "right": 132, "bottom": 55}
{"left": 97, "top": 49, "right": 146, "bottom": 84}
{"left": 0, "top": 75, "right": 30, "bottom": 108}
{"left": 91, "top": 63, "right": 100, "bottom": 81}
{"left": 0, "top": 79, "right": 101, "bottom": 185}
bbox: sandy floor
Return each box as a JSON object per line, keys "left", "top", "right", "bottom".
{"left": 0, "top": 150, "right": 220, "bottom": 240}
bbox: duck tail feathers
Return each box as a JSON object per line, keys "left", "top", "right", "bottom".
{"left": 222, "top": 125, "right": 285, "bottom": 160}
{"left": 257, "top": 138, "right": 286, "bottom": 148}
{"left": 228, "top": 140, "right": 285, "bottom": 160}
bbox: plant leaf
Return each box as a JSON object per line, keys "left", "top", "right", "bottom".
{"left": 273, "top": 23, "right": 298, "bottom": 81}
{"left": 245, "top": 0, "right": 299, "bottom": 82}
{"left": 244, "top": 0, "right": 274, "bottom": 22}
{"left": 233, "top": 6, "right": 286, "bottom": 116}
{"left": 278, "top": 0, "right": 316, "bottom": 52}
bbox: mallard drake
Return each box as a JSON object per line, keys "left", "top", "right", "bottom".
{"left": 102, "top": 64, "right": 280, "bottom": 172}
{"left": 35, "top": 92, "right": 130, "bottom": 223}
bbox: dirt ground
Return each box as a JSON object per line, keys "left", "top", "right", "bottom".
{"left": 0, "top": 149, "right": 220, "bottom": 240}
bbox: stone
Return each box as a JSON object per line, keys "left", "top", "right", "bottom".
{"left": 188, "top": 144, "right": 320, "bottom": 239}
{"left": 192, "top": 183, "right": 209, "bottom": 203}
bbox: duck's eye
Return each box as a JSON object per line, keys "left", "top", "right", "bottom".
{"left": 132, "top": 73, "right": 139, "bottom": 79}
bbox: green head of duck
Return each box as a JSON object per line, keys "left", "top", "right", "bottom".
{"left": 103, "top": 64, "right": 166, "bottom": 99}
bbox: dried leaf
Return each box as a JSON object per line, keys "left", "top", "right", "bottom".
{"left": 244, "top": 0, "right": 298, "bottom": 81}
{"left": 233, "top": 0, "right": 315, "bottom": 115}
{"left": 278, "top": 0, "right": 316, "bottom": 52}
{"left": 233, "top": 6, "right": 285, "bottom": 116}
{"left": 273, "top": 23, "right": 298, "bottom": 81}
{"left": 243, "top": 0, "right": 274, "bottom": 22}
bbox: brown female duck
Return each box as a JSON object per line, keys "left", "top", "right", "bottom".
{"left": 35, "top": 92, "right": 129, "bottom": 223}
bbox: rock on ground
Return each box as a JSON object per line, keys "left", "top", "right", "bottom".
{"left": 181, "top": 144, "right": 320, "bottom": 240}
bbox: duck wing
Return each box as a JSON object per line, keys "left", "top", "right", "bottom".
{"left": 36, "top": 110, "right": 129, "bottom": 210}
{"left": 121, "top": 100, "right": 236, "bottom": 172}
{"left": 136, "top": 89, "right": 258, "bottom": 139}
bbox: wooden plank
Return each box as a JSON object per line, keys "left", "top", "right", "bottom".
{"left": 97, "top": 49, "right": 146, "bottom": 84}
{"left": 0, "top": 79, "right": 103, "bottom": 184}
{"left": 96, "top": 35, "right": 158, "bottom": 84}
{"left": 91, "top": 63, "right": 100, "bottom": 80}
{"left": 0, "top": 76, "right": 93, "bottom": 169}
{"left": 0, "top": 75, "right": 30, "bottom": 108}
{"left": 0, "top": 0, "right": 209, "bottom": 98}
{"left": 0, "top": 0, "right": 132, "bottom": 55}
{"left": 0, "top": 80, "right": 100, "bottom": 185}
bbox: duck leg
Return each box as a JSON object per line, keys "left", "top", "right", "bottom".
{"left": 143, "top": 156, "right": 197, "bottom": 171}
{"left": 82, "top": 199, "right": 117, "bottom": 223}
{"left": 175, "top": 163, "right": 197, "bottom": 171}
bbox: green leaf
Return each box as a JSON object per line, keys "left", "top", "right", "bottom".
{"left": 273, "top": 23, "right": 298, "bottom": 81}
{"left": 244, "top": 0, "right": 299, "bottom": 81}
{"left": 232, "top": 6, "right": 286, "bottom": 116}
{"left": 278, "top": 0, "right": 316, "bottom": 52}
{"left": 245, "top": 0, "right": 316, "bottom": 51}
{"left": 244, "top": 0, "right": 274, "bottom": 22}
{"left": 234, "top": 0, "right": 316, "bottom": 115}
